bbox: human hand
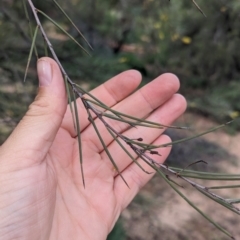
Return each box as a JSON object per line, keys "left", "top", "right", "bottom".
{"left": 0, "top": 57, "right": 186, "bottom": 240}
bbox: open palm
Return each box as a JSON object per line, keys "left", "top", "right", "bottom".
{"left": 0, "top": 58, "right": 186, "bottom": 240}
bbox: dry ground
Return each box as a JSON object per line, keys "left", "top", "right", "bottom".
{"left": 121, "top": 113, "right": 240, "bottom": 240}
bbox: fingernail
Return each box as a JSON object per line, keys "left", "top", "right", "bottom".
{"left": 37, "top": 60, "right": 52, "bottom": 87}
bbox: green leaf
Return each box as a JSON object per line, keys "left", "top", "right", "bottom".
{"left": 147, "top": 121, "right": 234, "bottom": 149}
{"left": 86, "top": 107, "right": 129, "bottom": 188}
{"left": 75, "top": 85, "right": 189, "bottom": 130}
{"left": 192, "top": 0, "right": 206, "bottom": 17}
{"left": 107, "top": 128, "right": 152, "bottom": 174}
{"left": 72, "top": 90, "right": 85, "bottom": 187}
{"left": 156, "top": 168, "right": 235, "bottom": 240}
{"left": 37, "top": 9, "right": 90, "bottom": 56}
{"left": 195, "top": 186, "right": 240, "bottom": 215}
{"left": 64, "top": 75, "right": 76, "bottom": 131}
{"left": 22, "top": 0, "right": 38, "bottom": 57}
{"left": 24, "top": 25, "right": 39, "bottom": 82}
{"left": 84, "top": 98, "right": 188, "bottom": 130}
{"left": 52, "top": 0, "right": 93, "bottom": 50}
{"left": 208, "top": 185, "right": 240, "bottom": 190}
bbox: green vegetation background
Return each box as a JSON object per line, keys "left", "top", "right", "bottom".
{"left": 0, "top": 0, "right": 240, "bottom": 239}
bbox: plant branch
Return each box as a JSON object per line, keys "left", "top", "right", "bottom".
{"left": 25, "top": 1, "right": 238, "bottom": 238}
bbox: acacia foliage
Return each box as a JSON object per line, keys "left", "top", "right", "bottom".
{"left": 1, "top": 0, "right": 240, "bottom": 126}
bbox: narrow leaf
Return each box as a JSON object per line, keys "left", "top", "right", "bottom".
{"left": 177, "top": 160, "right": 207, "bottom": 175}
{"left": 52, "top": 0, "right": 93, "bottom": 50}
{"left": 156, "top": 168, "right": 235, "bottom": 239}
{"left": 192, "top": 0, "right": 206, "bottom": 17}
{"left": 165, "top": 175, "right": 184, "bottom": 188}
{"left": 85, "top": 98, "right": 188, "bottom": 130}
{"left": 102, "top": 113, "right": 164, "bottom": 129}
{"left": 176, "top": 174, "right": 240, "bottom": 181}
{"left": 76, "top": 86, "right": 188, "bottom": 130}
{"left": 37, "top": 9, "right": 90, "bottom": 56}
{"left": 72, "top": 91, "right": 85, "bottom": 187}
{"left": 64, "top": 75, "right": 76, "bottom": 131}
{"left": 208, "top": 185, "right": 240, "bottom": 190}
{"left": 195, "top": 186, "right": 240, "bottom": 215}
{"left": 226, "top": 199, "right": 240, "bottom": 204}
{"left": 107, "top": 128, "right": 152, "bottom": 174}
{"left": 87, "top": 108, "right": 129, "bottom": 188}
{"left": 24, "top": 25, "right": 39, "bottom": 82}
{"left": 22, "top": 0, "right": 38, "bottom": 57}
{"left": 148, "top": 121, "right": 234, "bottom": 149}
{"left": 170, "top": 167, "right": 240, "bottom": 176}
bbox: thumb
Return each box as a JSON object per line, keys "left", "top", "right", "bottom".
{"left": 2, "top": 57, "right": 67, "bottom": 165}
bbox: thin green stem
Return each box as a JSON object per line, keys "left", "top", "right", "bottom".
{"left": 37, "top": 9, "right": 90, "bottom": 56}
{"left": 52, "top": 0, "right": 93, "bottom": 50}
{"left": 86, "top": 108, "right": 129, "bottom": 188}
{"left": 156, "top": 168, "right": 235, "bottom": 239}
{"left": 73, "top": 91, "right": 84, "bottom": 187}
{"left": 24, "top": 25, "right": 39, "bottom": 82}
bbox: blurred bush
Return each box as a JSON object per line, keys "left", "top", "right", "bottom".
{"left": 1, "top": 0, "right": 240, "bottom": 130}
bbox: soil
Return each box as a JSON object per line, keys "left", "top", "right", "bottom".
{"left": 121, "top": 113, "right": 240, "bottom": 240}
